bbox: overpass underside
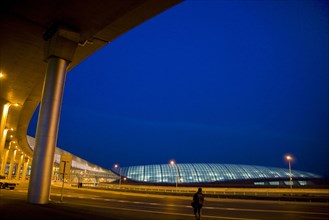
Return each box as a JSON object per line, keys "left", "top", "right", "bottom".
{"left": 0, "top": 0, "right": 183, "bottom": 204}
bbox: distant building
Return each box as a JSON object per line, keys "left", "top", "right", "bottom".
{"left": 115, "top": 163, "right": 323, "bottom": 186}
{"left": 24, "top": 136, "right": 324, "bottom": 187}
{"left": 27, "top": 136, "right": 118, "bottom": 185}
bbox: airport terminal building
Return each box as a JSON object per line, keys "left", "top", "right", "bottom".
{"left": 26, "top": 136, "right": 118, "bottom": 185}
{"left": 5, "top": 136, "right": 320, "bottom": 187}
{"left": 115, "top": 163, "right": 323, "bottom": 187}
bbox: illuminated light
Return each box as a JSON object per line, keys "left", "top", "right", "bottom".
{"left": 2, "top": 104, "right": 10, "bottom": 117}
{"left": 286, "top": 155, "right": 293, "bottom": 161}
{"left": 10, "top": 135, "right": 13, "bottom": 138}
{"left": 0, "top": 72, "right": 5, "bottom": 78}
{"left": 2, "top": 129, "right": 8, "bottom": 138}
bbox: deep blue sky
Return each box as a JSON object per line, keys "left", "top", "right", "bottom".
{"left": 28, "top": 0, "right": 329, "bottom": 177}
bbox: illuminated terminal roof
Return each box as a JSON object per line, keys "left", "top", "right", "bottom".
{"left": 27, "top": 136, "right": 117, "bottom": 179}
{"left": 24, "top": 135, "right": 324, "bottom": 186}
{"left": 118, "top": 163, "right": 322, "bottom": 186}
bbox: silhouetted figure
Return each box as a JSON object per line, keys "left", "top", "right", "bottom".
{"left": 192, "top": 187, "right": 205, "bottom": 220}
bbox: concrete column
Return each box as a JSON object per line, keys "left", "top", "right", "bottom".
{"left": 51, "top": 164, "right": 56, "bottom": 181}
{"left": 21, "top": 158, "right": 30, "bottom": 182}
{"left": 15, "top": 153, "right": 24, "bottom": 180}
{"left": 0, "top": 101, "right": 9, "bottom": 141}
{"left": 7, "top": 149, "right": 17, "bottom": 179}
{"left": 0, "top": 102, "right": 10, "bottom": 160}
{"left": 0, "top": 128, "right": 8, "bottom": 164}
{"left": 27, "top": 26, "right": 79, "bottom": 204}
{"left": 0, "top": 148, "right": 9, "bottom": 175}
{"left": 0, "top": 99, "right": 6, "bottom": 126}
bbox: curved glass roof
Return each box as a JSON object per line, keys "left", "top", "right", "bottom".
{"left": 27, "top": 135, "right": 116, "bottom": 177}
{"left": 120, "top": 163, "right": 321, "bottom": 183}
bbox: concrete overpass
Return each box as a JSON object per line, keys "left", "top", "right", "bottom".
{"left": 0, "top": 0, "right": 183, "bottom": 204}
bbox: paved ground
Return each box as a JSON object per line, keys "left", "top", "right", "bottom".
{"left": 1, "top": 182, "right": 329, "bottom": 220}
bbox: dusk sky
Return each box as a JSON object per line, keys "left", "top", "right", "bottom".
{"left": 28, "top": 0, "right": 329, "bottom": 177}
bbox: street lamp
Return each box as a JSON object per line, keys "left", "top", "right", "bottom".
{"left": 285, "top": 155, "right": 293, "bottom": 190}
{"left": 114, "top": 164, "right": 122, "bottom": 187}
{"left": 170, "top": 160, "right": 179, "bottom": 188}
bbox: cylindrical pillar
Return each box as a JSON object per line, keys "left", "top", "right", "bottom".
{"left": 27, "top": 57, "right": 69, "bottom": 204}
{"left": 21, "top": 158, "right": 30, "bottom": 181}
{"left": 7, "top": 148, "right": 17, "bottom": 179}
{"left": 0, "top": 102, "right": 10, "bottom": 160}
{"left": 0, "top": 128, "right": 8, "bottom": 164}
{"left": 0, "top": 102, "right": 10, "bottom": 141}
{"left": 0, "top": 148, "right": 9, "bottom": 175}
{"left": 15, "top": 153, "right": 24, "bottom": 180}
{"left": 27, "top": 26, "right": 79, "bottom": 204}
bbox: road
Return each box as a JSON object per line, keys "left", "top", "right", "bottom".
{"left": 0, "top": 184, "right": 328, "bottom": 220}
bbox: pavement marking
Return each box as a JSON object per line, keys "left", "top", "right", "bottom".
{"left": 95, "top": 198, "right": 329, "bottom": 216}
{"left": 74, "top": 202, "right": 261, "bottom": 220}
{"left": 300, "top": 217, "right": 329, "bottom": 220}
{"left": 218, "top": 207, "right": 329, "bottom": 216}
{"left": 51, "top": 193, "right": 329, "bottom": 217}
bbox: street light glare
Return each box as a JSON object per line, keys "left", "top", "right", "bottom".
{"left": 113, "top": 164, "right": 122, "bottom": 187}
{"left": 169, "top": 159, "right": 178, "bottom": 188}
{"left": 286, "top": 155, "right": 293, "bottom": 161}
{"left": 284, "top": 154, "right": 294, "bottom": 191}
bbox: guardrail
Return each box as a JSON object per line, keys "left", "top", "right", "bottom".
{"left": 72, "top": 183, "right": 329, "bottom": 203}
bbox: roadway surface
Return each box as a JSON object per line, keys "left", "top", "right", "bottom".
{"left": 1, "top": 183, "right": 328, "bottom": 220}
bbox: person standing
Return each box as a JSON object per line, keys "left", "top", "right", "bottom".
{"left": 192, "top": 187, "right": 205, "bottom": 220}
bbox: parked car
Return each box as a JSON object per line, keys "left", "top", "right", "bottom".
{"left": 0, "top": 175, "right": 17, "bottom": 190}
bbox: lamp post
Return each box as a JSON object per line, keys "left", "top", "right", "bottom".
{"left": 170, "top": 160, "right": 179, "bottom": 188}
{"left": 285, "top": 155, "right": 293, "bottom": 190}
{"left": 114, "top": 164, "right": 122, "bottom": 187}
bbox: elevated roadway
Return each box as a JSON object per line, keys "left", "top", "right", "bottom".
{"left": 0, "top": 0, "right": 183, "bottom": 162}
{"left": 0, "top": 0, "right": 183, "bottom": 204}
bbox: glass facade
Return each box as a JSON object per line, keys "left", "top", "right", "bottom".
{"left": 122, "top": 163, "right": 322, "bottom": 184}
{"left": 26, "top": 135, "right": 323, "bottom": 185}
{"left": 27, "top": 135, "right": 118, "bottom": 183}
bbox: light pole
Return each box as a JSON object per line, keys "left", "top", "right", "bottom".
{"left": 170, "top": 160, "right": 179, "bottom": 188}
{"left": 285, "top": 155, "right": 293, "bottom": 190}
{"left": 114, "top": 164, "right": 122, "bottom": 187}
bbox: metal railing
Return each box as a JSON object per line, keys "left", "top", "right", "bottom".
{"left": 72, "top": 183, "right": 329, "bottom": 202}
